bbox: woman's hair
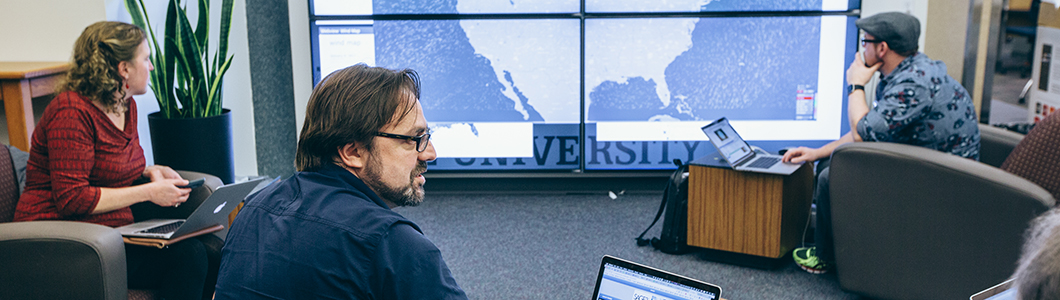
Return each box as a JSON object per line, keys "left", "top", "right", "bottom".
{"left": 60, "top": 21, "right": 146, "bottom": 111}
{"left": 1013, "top": 208, "right": 1060, "bottom": 300}
{"left": 295, "top": 64, "right": 420, "bottom": 172}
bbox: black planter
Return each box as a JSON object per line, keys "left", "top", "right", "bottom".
{"left": 148, "top": 109, "right": 235, "bottom": 184}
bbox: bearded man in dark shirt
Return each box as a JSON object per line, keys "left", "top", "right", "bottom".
{"left": 215, "top": 64, "right": 467, "bottom": 299}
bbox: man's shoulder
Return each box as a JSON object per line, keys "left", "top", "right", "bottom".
{"left": 242, "top": 171, "right": 412, "bottom": 236}
{"left": 883, "top": 55, "right": 967, "bottom": 99}
{"left": 385, "top": 222, "right": 433, "bottom": 249}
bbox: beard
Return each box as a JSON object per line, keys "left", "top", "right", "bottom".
{"left": 363, "top": 159, "right": 428, "bottom": 207}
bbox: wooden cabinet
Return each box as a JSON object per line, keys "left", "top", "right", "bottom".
{"left": 686, "top": 163, "right": 814, "bottom": 258}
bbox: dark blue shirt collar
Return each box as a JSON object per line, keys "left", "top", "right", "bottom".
{"left": 316, "top": 163, "right": 393, "bottom": 210}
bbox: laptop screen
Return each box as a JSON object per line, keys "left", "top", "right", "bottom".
{"left": 701, "top": 118, "right": 754, "bottom": 166}
{"left": 592, "top": 256, "right": 720, "bottom": 300}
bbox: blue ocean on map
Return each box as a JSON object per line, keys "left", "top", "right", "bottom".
{"left": 587, "top": 17, "right": 821, "bottom": 122}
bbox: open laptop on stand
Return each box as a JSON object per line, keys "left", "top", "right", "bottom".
{"left": 118, "top": 177, "right": 268, "bottom": 239}
{"left": 700, "top": 117, "right": 801, "bottom": 175}
{"left": 591, "top": 256, "right": 721, "bottom": 300}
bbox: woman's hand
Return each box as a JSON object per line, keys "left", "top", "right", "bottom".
{"left": 144, "top": 178, "right": 192, "bottom": 207}
{"left": 144, "top": 165, "right": 182, "bottom": 181}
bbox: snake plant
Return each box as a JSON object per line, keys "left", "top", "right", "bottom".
{"left": 125, "top": 0, "right": 233, "bottom": 119}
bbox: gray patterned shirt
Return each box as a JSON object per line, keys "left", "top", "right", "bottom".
{"left": 857, "top": 53, "right": 981, "bottom": 160}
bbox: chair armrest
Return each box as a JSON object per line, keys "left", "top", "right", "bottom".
{"left": 131, "top": 171, "right": 223, "bottom": 221}
{"left": 0, "top": 221, "right": 127, "bottom": 300}
{"left": 979, "top": 124, "right": 1025, "bottom": 168}
{"left": 829, "top": 142, "right": 1053, "bottom": 299}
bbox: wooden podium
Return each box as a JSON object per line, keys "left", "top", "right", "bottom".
{"left": 686, "top": 161, "right": 814, "bottom": 259}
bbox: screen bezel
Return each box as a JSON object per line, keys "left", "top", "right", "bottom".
{"left": 701, "top": 117, "right": 756, "bottom": 167}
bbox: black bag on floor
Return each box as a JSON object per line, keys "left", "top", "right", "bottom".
{"left": 635, "top": 159, "right": 694, "bottom": 254}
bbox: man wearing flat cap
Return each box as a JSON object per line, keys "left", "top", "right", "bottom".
{"left": 782, "top": 11, "right": 981, "bottom": 274}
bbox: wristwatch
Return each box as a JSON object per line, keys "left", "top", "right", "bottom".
{"left": 848, "top": 84, "right": 865, "bottom": 94}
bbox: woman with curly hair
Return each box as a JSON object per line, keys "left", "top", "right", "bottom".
{"left": 13, "top": 21, "right": 208, "bottom": 300}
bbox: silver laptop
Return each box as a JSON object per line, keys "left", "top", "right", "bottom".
{"left": 118, "top": 177, "right": 268, "bottom": 239}
{"left": 970, "top": 279, "right": 1015, "bottom": 300}
{"left": 591, "top": 255, "right": 721, "bottom": 300}
{"left": 701, "top": 117, "right": 802, "bottom": 175}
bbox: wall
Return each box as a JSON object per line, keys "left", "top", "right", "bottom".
{"left": 924, "top": 0, "right": 972, "bottom": 81}
{"left": 0, "top": 0, "right": 259, "bottom": 177}
{"left": 0, "top": 0, "right": 105, "bottom": 61}
{"left": 288, "top": 0, "right": 312, "bottom": 135}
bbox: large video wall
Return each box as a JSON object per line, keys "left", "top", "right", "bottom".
{"left": 310, "top": 0, "right": 860, "bottom": 171}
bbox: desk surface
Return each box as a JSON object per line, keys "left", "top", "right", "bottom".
{"left": 689, "top": 151, "right": 729, "bottom": 168}
{"left": 0, "top": 62, "right": 70, "bottom": 80}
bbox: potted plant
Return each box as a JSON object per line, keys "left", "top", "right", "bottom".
{"left": 125, "top": 0, "right": 236, "bottom": 183}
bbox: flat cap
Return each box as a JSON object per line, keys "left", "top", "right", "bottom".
{"left": 856, "top": 12, "right": 920, "bottom": 54}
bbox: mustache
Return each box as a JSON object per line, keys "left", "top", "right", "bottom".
{"left": 411, "top": 161, "right": 427, "bottom": 177}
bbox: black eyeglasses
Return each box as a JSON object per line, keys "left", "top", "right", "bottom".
{"left": 861, "top": 38, "right": 882, "bottom": 46}
{"left": 376, "top": 131, "right": 432, "bottom": 152}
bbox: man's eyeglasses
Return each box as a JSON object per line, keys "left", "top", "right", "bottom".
{"left": 376, "top": 131, "right": 432, "bottom": 152}
{"left": 861, "top": 38, "right": 882, "bottom": 46}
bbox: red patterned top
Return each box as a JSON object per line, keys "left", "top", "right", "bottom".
{"left": 14, "top": 91, "right": 145, "bottom": 227}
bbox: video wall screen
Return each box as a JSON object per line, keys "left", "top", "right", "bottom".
{"left": 313, "top": 0, "right": 579, "bottom": 15}
{"left": 310, "top": 0, "right": 860, "bottom": 171}
{"left": 585, "top": 0, "right": 853, "bottom": 13}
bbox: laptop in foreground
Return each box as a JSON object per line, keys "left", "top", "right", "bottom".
{"left": 701, "top": 117, "right": 801, "bottom": 175}
{"left": 118, "top": 177, "right": 268, "bottom": 239}
{"left": 591, "top": 255, "right": 721, "bottom": 300}
{"left": 970, "top": 279, "right": 1015, "bottom": 300}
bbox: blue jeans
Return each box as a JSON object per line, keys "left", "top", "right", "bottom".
{"left": 813, "top": 166, "right": 834, "bottom": 263}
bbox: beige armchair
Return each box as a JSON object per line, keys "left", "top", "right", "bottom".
{"left": 0, "top": 146, "right": 224, "bottom": 300}
{"left": 978, "top": 123, "right": 1024, "bottom": 168}
{"left": 828, "top": 142, "right": 1053, "bottom": 299}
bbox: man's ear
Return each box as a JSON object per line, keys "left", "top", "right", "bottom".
{"left": 877, "top": 41, "right": 890, "bottom": 58}
{"left": 337, "top": 142, "right": 368, "bottom": 169}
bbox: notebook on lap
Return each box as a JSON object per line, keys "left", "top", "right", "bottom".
{"left": 701, "top": 117, "right": 801, "bottom": 175}
{"left": 591, "top": 256, "right": 721, "bottom": 300}
{"left": 118, "top": 177, "right": 268, "bottom": 239}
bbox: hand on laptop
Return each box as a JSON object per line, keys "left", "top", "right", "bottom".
{"left": 781, "top": 146, "right": 825, "bottom": 164}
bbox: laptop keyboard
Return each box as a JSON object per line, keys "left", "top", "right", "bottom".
{"left": 139, "top": 220, "right": 184, "bottom": 234}
{"left": 745, "top": 157, "right": 781, "bottom": 169}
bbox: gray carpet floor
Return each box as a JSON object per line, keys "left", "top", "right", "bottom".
{"left": 394, "top": 192, "right": 863, "bottom": 300}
